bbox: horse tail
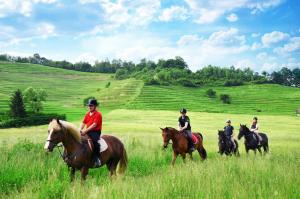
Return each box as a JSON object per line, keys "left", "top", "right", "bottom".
{"left": 196, "top": 133, "right": 207, "bottom": 160}
{"left": 199, "top": 147, "right": 207, "bottom": 160}
{"left": 118, "top": 145, "right": 128, "bottom": 174}
{"left": 197, "top": 133, "right": 203, "bottom": 141}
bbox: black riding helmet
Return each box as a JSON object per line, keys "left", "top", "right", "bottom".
{"left": 87, "top": 99, "right": 99, "bottom": 106}
{"left": 253, "top": 116, "right": 258, "bottom": 121}
{"left": 180, "top": 108, "right": 187, "bottom": 113}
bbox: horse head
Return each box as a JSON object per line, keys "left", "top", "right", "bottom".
{"left": 238, "top": 124, "right": 249, "bottom": 140}
{"left": 44, "top": 118, "right": 66, "bottom": 152}
{"left": 160, "top": 127, "right": 174, "bottom": 149}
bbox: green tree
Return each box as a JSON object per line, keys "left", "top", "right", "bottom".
{"left": 9, "top": 89, "right": 26, "bottom": 118}
{"left": 206, "top": 89, "right": 216, "bottom": 98}
{"left": 220, "top": 94, "right": 231, "bottom": 104}
{"left": 24, "top": 87, "right": 47, "bottom": 113}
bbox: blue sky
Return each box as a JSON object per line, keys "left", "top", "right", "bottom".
{"left": 0, "top": 0, "right": 300, "bottom": 72}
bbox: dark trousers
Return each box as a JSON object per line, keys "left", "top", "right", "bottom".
{"left": 184, "top": 130, "right": 194, "bottom": 149}
{"left": 88, "top": 131, "right": 101, "bottom": 160}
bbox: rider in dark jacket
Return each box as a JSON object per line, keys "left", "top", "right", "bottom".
{"left": 178, "top": 108, "right": 195, "bottom": 151}
{"left": 224, "top": 119, "right": 236, "bottom": 149}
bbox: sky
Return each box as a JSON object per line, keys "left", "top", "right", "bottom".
{"left": 0, "top": 0, "right": 300, "bottom": 72}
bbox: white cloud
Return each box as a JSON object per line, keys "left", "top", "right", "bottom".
{"left": 0, "top": 0, "right": 57, "bottom": 18}
{"left": 274, "top": 37, "right": 300, "bottom": 54}
{"left": 261, "top": 31, "right": 289, "bottom": 47}
{"left": 37, "top": 23, "right": 56, "bottom": 38}
{"left": 251, "top": 33, "right": 260, "bottom": 37}
{"left": 226, "top": 13, "right": 238, "bottom": 22}
{"left": 159, "top": 6, "right": 189, "bottom": 22}
{"left": 177, "top": 34, "right": 201, "bottom": 46}
{"left": 79, "top": 28, "right": 250, "bottom": 71}
{"left": 235, "top": 59, "right": 255, "bottom": 69}
{"left": 184, "top": 0, "right": 284, "bottom": 24}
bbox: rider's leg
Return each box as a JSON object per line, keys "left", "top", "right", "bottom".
{"left": 254, "top": 131, "right": 261, "bottom": 145}
{"left": 231, "top": 136, "right": 236, "bottom": 150}
{"left": 88, "top": 131, "right": 101, "bottom": 167}
{"left": 186, "top": 130, "right": 195, "bottom": 151}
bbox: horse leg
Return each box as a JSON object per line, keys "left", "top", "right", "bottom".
{"left": 70, "top": 167, "right": 75, "bottom": 182}
{"left": 109, "top": 160, "right": 118, "bottom": 178}
{"left": 80, "top": 167, "right": 89, "bottom": 184}
{"left": 257, "top": 147, "right": 262, "bottom": 156}
{"left": 171, "top": 152, "right": 178, "bottom": 166}
{"left": 181, "top": 153, "right": 186, "bottom": 163}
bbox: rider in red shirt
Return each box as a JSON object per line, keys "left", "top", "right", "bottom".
{"left": 79, "top": 99, "right": 102, "bottom": 167}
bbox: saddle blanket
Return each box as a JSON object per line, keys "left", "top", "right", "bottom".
{"left": 191, "top": 134, "right": 199, "bottom": 144}
{"left": 87, "top": 137, "right": 108, "bottom": 153}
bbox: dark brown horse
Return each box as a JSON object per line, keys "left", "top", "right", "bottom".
{"left": 160, "top": 127, "right": 207, "bottom": 165}
{"left": 44, "top": 119, "right": 127, "bottom": 182}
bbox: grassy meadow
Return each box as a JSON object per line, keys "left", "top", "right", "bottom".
{"left": 0, "top": 62, "right": 300, "bottom": 198}
{"left": 0, "top": 110, "right": 299, "bottom": 199}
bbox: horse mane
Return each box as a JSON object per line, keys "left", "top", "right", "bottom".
{"left": 165, "top": 127, "right": 179, "bottom": 133}
{"left": 241, "top": 124, "right": 250, "bottom": 132}
{"left": 49, "top": 119, "right": 82, "bottom": 143}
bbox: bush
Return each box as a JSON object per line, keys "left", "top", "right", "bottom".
{"left": 176, "top": 78, "right": 197, "bottom": 87}
{"left": 144, "top": 78, "right": 160, "bottom": 85}
{"left": 220, "top": 94, "right": 231, "bottom": 104}
{"left": 0, "top": 113, "right": 66, "bottom": 128}
{"left": 206, "top": 89, "right": 216, "bottom": 98}
{"left": 224, "top": 80, "right": 244, "bottom": 87}
{"left": 105, "top": 82, "right": 111, "bottom": 88}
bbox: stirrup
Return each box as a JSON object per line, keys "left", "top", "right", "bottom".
{"left": 94, "top": 158, "right": 101, "bottom": 168}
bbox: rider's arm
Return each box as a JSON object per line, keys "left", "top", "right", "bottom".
{"left": 79, "top": 123, "right": 85, "bottom": 131}
{"left": 181, "top": 122, "right": 188, "bottom": 131}
{"left": 178, "top": 123, "right": 182, "bottom": 130}
{"left": 81, "top": 123, "right": 97, "bottom": 135}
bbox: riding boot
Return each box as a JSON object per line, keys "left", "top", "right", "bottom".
{"left": 93, "top": 141, "right": 101, "bottom": 168}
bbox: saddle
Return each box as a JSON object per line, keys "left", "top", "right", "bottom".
{"left": 191, "top": 133, "right": 199, "bottom": 145}
{"left": 86, "top": 137, "right": 108, "bottom": 153}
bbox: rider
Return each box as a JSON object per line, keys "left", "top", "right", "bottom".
{"left": 224, "top": 119, "right": 236, "bottom": 150}
{"left": 178, "top": 108, "right": 195, "bottom": 151}
{"left": 79, "top": 99, "right": 102, "bottom": 167}
{"left": 250, "top": 116, "right": 261, "bottom": 145}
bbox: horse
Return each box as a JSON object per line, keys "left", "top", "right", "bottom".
{"left": 44, "top": 119, "right": 127, "bottom": 182}
{"left": 218, "top": 130, "right": 239, "bottom": 156}
{"left": 160, "top": 127, "right": 207, "bottom": 165}
{"left": 238, "top": 124, "right": 269, "bottom": 155}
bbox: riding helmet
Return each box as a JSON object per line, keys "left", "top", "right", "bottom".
{"left": 180, "top": 108, "right": 187, "bottom": 113}
{"left": 226, "top": 119, "right": 231, "bottom": 123}
{"left": 87, "top": 99, "right": 98, "bottom": 106}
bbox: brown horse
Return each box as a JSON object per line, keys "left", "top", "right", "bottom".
{"left": 44, "top": 119, "right": 127, "bottom": 182}
{"left": 160, "top": 127, "right": 207, "bottom": 165}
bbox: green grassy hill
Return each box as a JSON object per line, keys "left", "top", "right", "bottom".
{"left": 0, "top": 62, "right": 143, "bottom": 120}
{"left": 1, "top": 61, "right": 300, "bottom": 121}
{"left": 126, "top": 84, "right": 300, "bottom": 115}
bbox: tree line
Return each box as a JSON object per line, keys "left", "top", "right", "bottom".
{"left": 0, "top": 53, "right": 299, "bottom": 87}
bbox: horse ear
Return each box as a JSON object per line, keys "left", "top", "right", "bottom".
{"left": 160, "top": 127, "right": 164, "bottom": 131}
{"left": 56, "top": 118, "right": 61, "bottom": 125}
{"left": 240, "top": 123, "right": 242, "bottom": 127}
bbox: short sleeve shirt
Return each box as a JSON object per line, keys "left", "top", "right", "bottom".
{"left": 178, "top": 116, "right": 191, "bottom": 130}
{"left": 83, "top": 110, "right": 102, "bottom": 131}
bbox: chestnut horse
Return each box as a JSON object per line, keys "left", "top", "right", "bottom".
{"left": 44, "top": 119, "right": 127, "bottom": 182}
{"left": 161, "top": 127, "right": 207, "bottom": 165}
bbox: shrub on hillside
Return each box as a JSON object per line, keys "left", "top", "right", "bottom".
{"left": 206, "top": 89, "right": 216, "bottom": 98}
{"left": 224, "top": 80, "right": 244, "bottom": 87}
{"left": 10, "top": 89, "right": 26, "bottom": 118}
{"left": 220, "top": 94, "right": 231, "bottom": 104}
{"left": 105, "top": 82, "right": 111, "bottom": 88}
{"left": 176, "top": 78, "right": 197, "bottom": 87}
{"left": 0, "top": 113, "right": 66, "bottom": 128}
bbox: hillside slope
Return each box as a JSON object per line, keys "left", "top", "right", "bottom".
{"left": 0, "top": 62, "right": 143, "bottom": 120}
{"left": 126, "top": 84, "right": 300, "bottom": 115}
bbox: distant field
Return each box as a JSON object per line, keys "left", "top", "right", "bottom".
{"left": 0, "top": 110, "right": 299, "bottom": 198}
{"left": 127, "top": 84, "right": 300, "bottom": 115}
{"left": 1, "top": 62, "right": 300, "bottom": 121}
{"left": 0, "top": 62, "right": 143, "bottom": 120}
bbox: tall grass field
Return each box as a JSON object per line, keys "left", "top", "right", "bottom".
{"left": 0, "top": 62, "right": 300, "bottom": 198}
